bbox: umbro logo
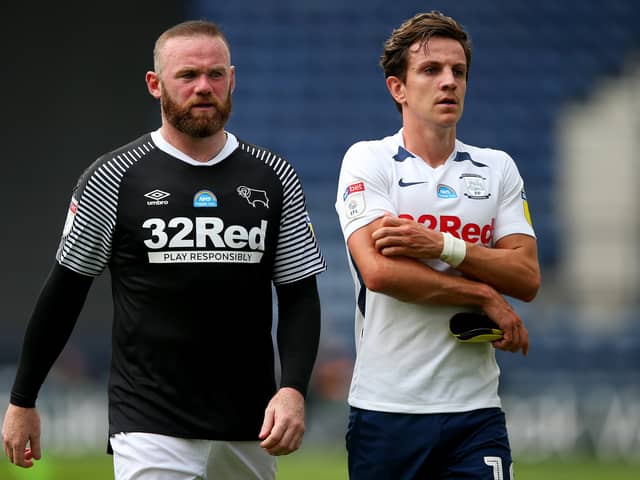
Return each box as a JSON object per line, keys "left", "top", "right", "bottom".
{"left": 398, "top": 178, "right": 428, "bottom": 187}
{"left": 145, "top": 189, "right": 170, "bottom": 206}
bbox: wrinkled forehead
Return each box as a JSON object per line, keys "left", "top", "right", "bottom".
{"left": 158, "top": 35, "right": 231, "bottom": 71}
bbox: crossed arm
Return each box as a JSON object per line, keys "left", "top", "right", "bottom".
{"left": 348, "top": 214, "right": 540, "bottom": 354}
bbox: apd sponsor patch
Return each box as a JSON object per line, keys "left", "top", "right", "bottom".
{"left": 343, "top": 180, "right": 366, "bottom": 219}
{"left": 437, "top": 184, "right": 457, "bottom": 199}
{"left": 193, "top": 190, "right": 218, "bottom": 207}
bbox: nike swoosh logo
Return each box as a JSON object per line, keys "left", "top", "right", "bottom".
{"left": 398, "top": 178, "right": 428, "bottom": 187}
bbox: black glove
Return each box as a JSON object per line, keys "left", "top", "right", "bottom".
{"left": 449, "top": 312, "right": 503, "bottom": 343}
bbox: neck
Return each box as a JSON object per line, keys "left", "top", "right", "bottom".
{"left": 159, "top": 123, "right": 227, "bottom": 163}
{"left": 402, "top": 120, "right": 456, "bottom": 168}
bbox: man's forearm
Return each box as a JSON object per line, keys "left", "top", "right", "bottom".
{"left": 275, "top": 275, "right": 320, "bottom": 398}
{"left": 11, "top": 263, "right": 93, "bottom": 407}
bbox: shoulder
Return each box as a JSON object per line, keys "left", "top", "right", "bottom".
{"left": 455, "top": 139, "right": 515, "bottom": 167}
{"left": 75, "top": 133, "right": 156, "bottom": 189}
{"left": 346, "top": 133, "right": 395, "bottom": 156}
{"left": 236, "top": 138, "right": 288, "bottom": 164}
{"left": 342, "top": 132, "right": 399, "bottom": 168}
{"left": 85, "top": 134, "right": 155, "bottom": 174}
{"left": 107, "top": 133, "right": 156, "bottom": 158}
{"left": 234, "top": 138, "right": 300, "bottom": 181}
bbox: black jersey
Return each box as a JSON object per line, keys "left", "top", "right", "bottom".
{"left": 55, "top": 131, "right": 326, "bottom": 440}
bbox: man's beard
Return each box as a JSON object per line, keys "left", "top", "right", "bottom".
{"left": 161, "top": 89, "right": 232, "bottom": 138}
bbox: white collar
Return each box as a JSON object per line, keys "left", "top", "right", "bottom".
{"left": 150, "top": 129, "right": 239, "bottom": 166}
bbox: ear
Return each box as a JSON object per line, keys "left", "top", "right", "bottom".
{"left": 386, "top": 76, "right": 406, "bottom": 106}
{"left": 229, "top": 65, "right": 236, "bottom": 94}
{"left": 145, "top": 71, "right": 162, "bottom": 99}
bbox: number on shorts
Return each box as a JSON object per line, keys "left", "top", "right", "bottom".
{"left": 483, "top": 456, "right": 514, "bottom": 480}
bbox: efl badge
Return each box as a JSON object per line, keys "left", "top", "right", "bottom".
{"left": 461, "top": 174, "right": 490, "bottom": 199}
{"left": 62, "top": 197, "right": 78, "bottom": 237}
{"left": 343, "top": 181, "right": 366, "bottom": 219}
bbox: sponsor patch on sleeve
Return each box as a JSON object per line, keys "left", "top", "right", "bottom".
{"left": 343, "top": 181, "right": 366, "bottom": 219}
{"left": 305, "top": 211, "right": 316, "bottom": 238}
{"left": 62, "top": 197, "right": 78, "bottom": 237}
{"left": 521, "top": 189, "right": 533, "bottom": 226}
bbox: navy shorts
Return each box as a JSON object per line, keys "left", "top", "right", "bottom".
{"left": 346, "top": 407, "right": 512, "bottom": 480}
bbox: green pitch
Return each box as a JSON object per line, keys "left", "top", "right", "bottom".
{"left": 1, "top": 449, "right": 638, "bottom": 479}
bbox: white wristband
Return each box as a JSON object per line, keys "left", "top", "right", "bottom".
{"left": 440, "top": 232, "right": 467, "bottom": 267}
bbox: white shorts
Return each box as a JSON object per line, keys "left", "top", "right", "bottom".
{"left": 110, "top": 432, "right": 277, "bottom": 480}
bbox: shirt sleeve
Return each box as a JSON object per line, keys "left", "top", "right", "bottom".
{"left": 493, "top": 152, "right": 536, "bottom": 243}
{"left": 56, "top": 154, "right": 126, "bottom": 276}
{"left": 271, "top": 161, "right": 326, "bottom": 285}
{"left": 335, "top": 141, "right": 395, "bottom": 241}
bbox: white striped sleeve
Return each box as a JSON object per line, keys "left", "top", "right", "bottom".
{"left": 240, "top": 143, "right": 326, "bottom": 284}
{"left": 56, "top": 142, "right": 154, "bottom": 276}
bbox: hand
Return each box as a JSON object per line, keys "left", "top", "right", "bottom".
{"left": 2, "top": 404, "right": 42, "bottom": 468}
{"left": 372, "top": 214, "right": 443, "bottom": 259}
{"left": 258, "top": 387, "right": 305, "bottom": 456}
{"left": 483, "top": 298, "right": 529, "bottom": 356}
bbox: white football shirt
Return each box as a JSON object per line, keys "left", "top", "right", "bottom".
{"left": 335, "top": 129, "right": 535, "bottom": 413}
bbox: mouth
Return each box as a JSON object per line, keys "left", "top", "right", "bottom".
{"left": 437, "top": 98, "right": 457, "bottom": 106}
{"left": 191, "top": 102, "right": 215, "bottom": 109}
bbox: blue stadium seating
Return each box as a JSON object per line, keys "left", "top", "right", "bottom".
{"left": 189, "top": 0, "right": 640, "bottom": 270}
{"left": 186, "top": 0, "right": 640, "bottom": 366}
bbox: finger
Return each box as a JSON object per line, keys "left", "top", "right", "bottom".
{"left": 511, "top": 323, "right": 528, "bottom": 354}
{"left": 4, "top": 443, "right": 12, "bottom": 463}
{"left": 280, "top": 419, "right": 305, "bottom": 453}
{"left": 372, "top": 228, "right": 403, "bottom": 244}
{"left": 379, "top": 246, "right": 404, "bottom": 257}
{"left": 521, "top": 328, "right": 529, "bottom": 356}
{"left": 267, "top": 435, "right": 300, "bottom": 457}
{"left": 491, "top": 339, "right": 508, "bottom": 351}
{"left": 273, "top": 427, "right": 296, "bottom": 454}
{"left": 30, "top": 436, "right": 42, "bottom": 460}
{"left": 21, "top": 448, "right": 35, "bottom": 468}
{"left": 258, "top": 414, "right": 273, "bottom": 440}
{"left": 260, "top": 421, "right": 285, "bottom": 450}
{"left": 12, "top": 445, "right": 25, "bottom": 467}
{"left": 285, "top": 430, "right": 303, "bottom": 453}
{"left": 510, "top": 325, "right": 520, "bottom": 352}
{"left": 500, "top": 325, "right": 512, "bottom": 346}
{"left": 492, "top": 337, "right": 516, "bottom": 353}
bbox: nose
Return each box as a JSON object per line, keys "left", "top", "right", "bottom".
{"left": 194, "top": 74, "right": 213, "bottom": 94}
{"left": 440, "top": 68, "right": 457, "bottom": 90}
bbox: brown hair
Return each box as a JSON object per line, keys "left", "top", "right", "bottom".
{"left": 380, "top": 11, "right": 472, "bottom": 111}
{"left": 153, "top": 20, "right": 229, "bottom": 74}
